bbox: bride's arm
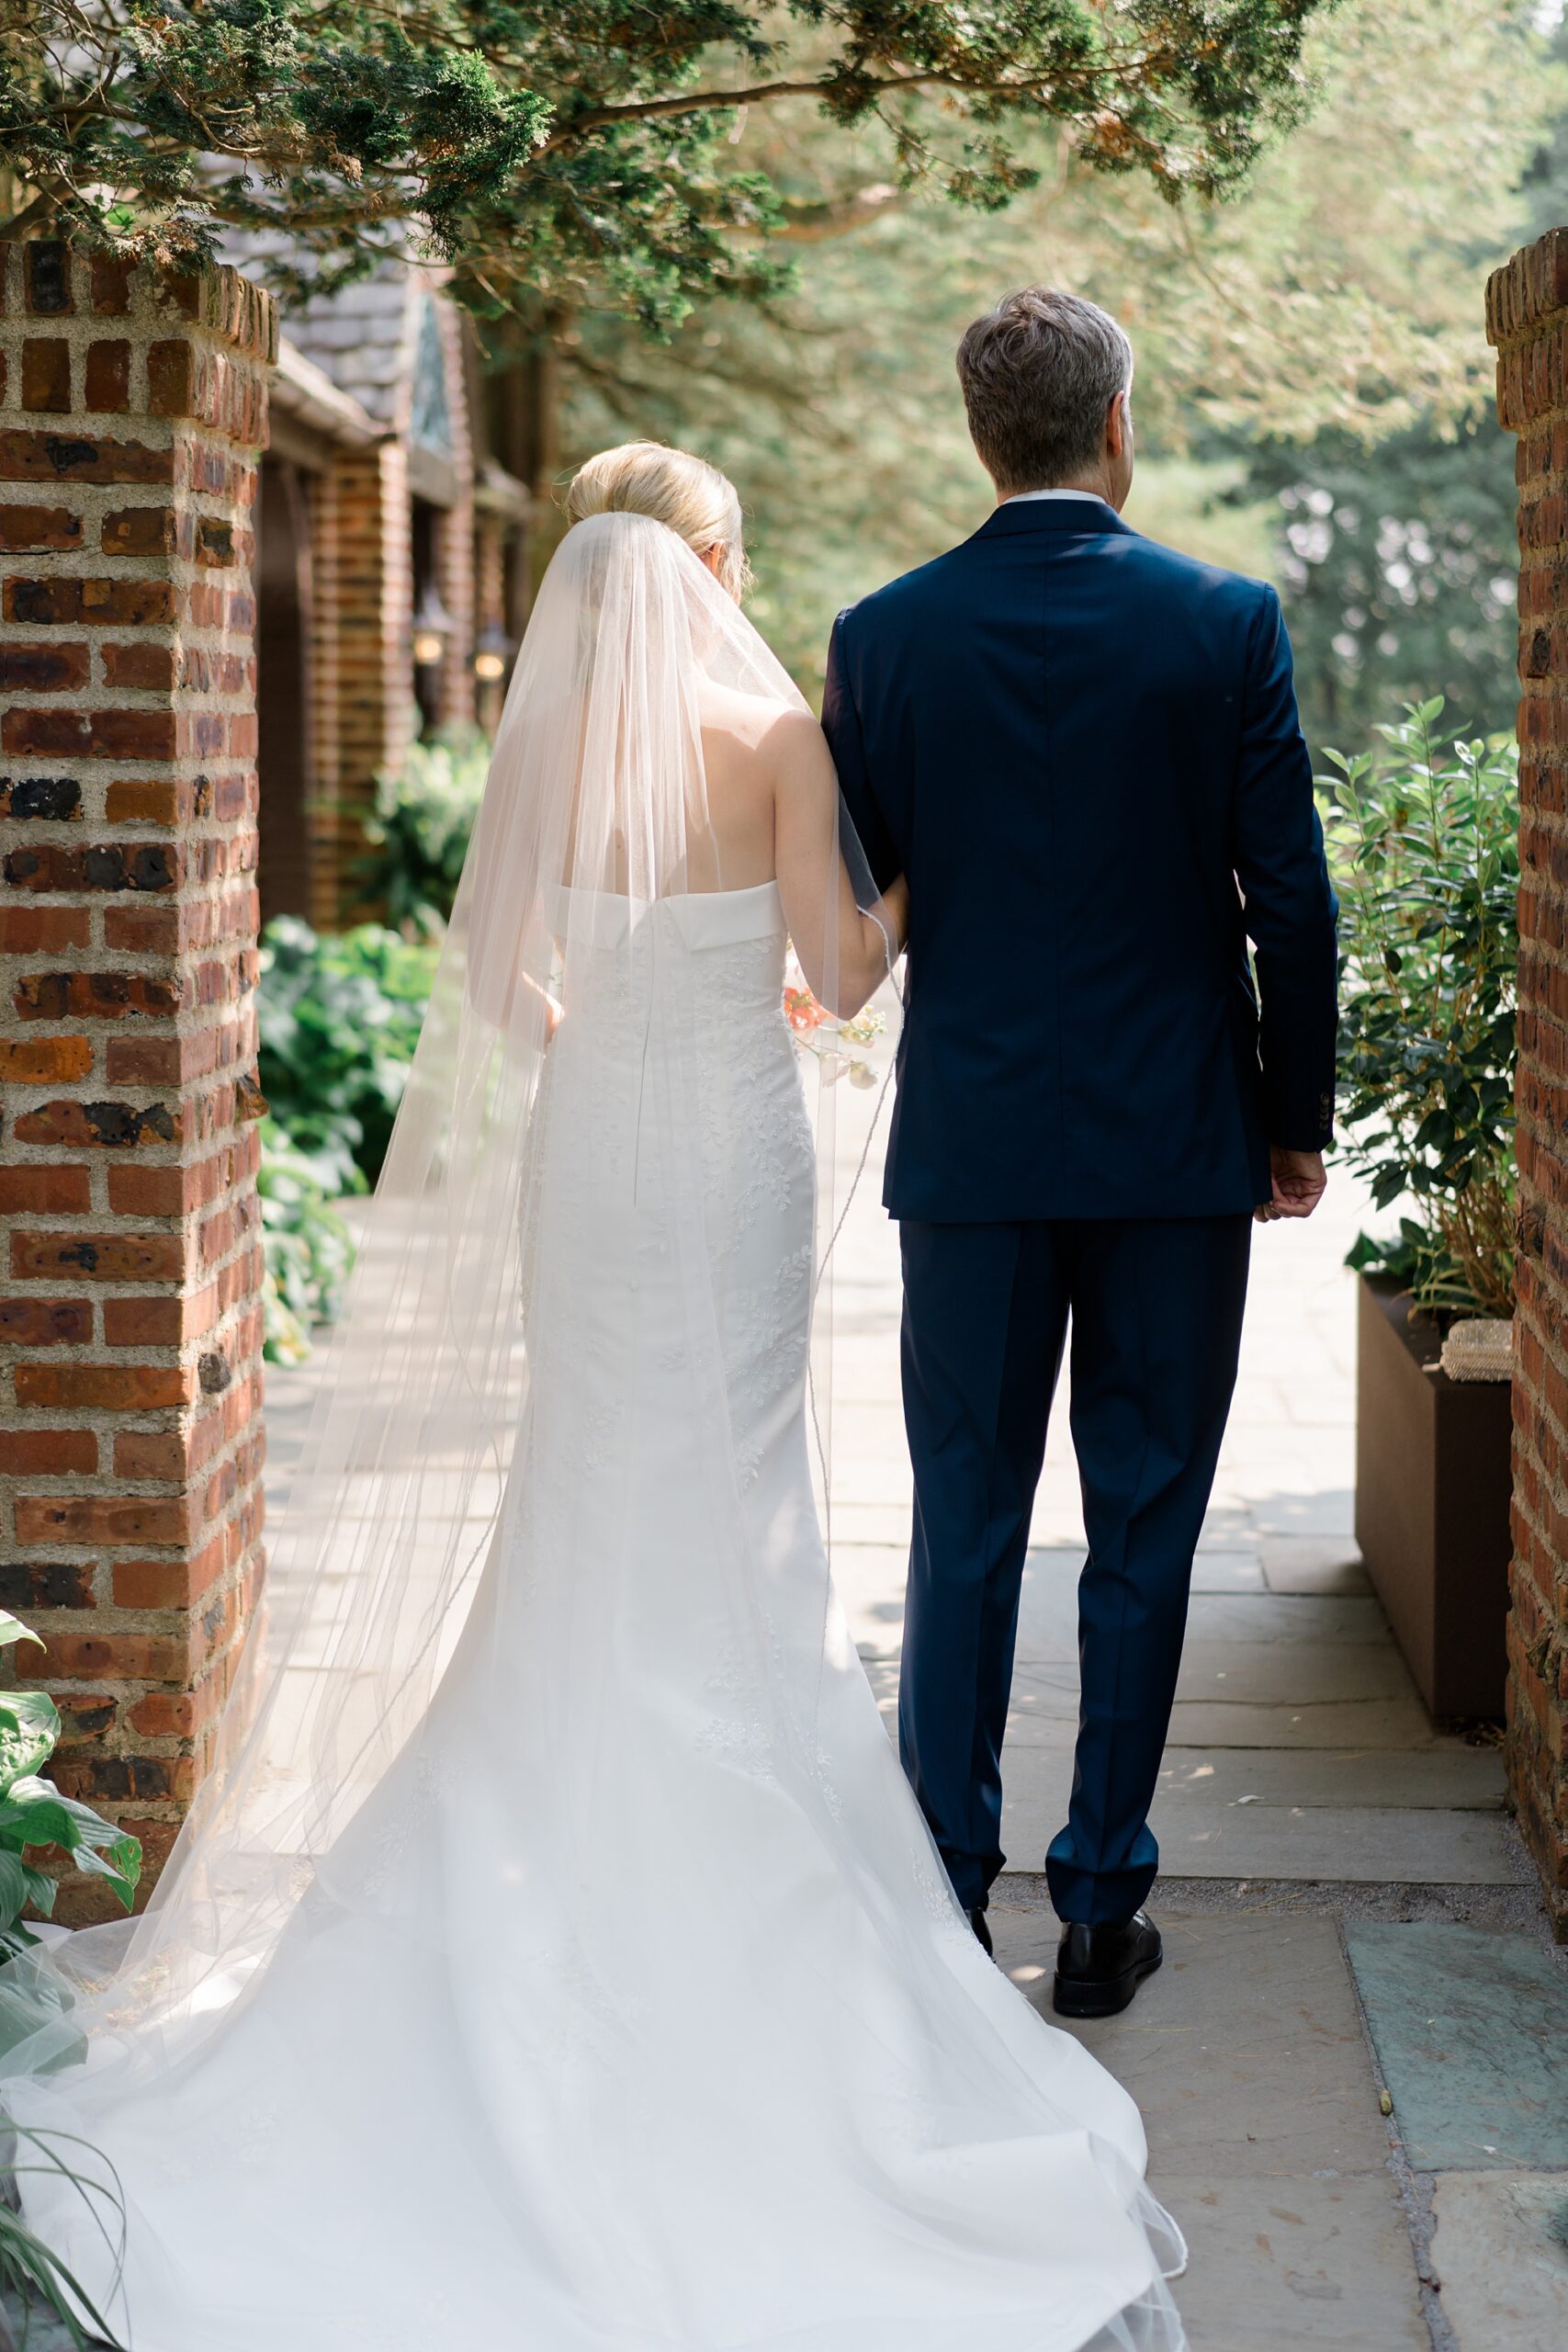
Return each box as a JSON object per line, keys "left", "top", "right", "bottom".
{"left": 464, "top": 841, "right": 563, "bottom": 1044}
{"left": 771, "top": 708, "right": 908, "bottom": 1017}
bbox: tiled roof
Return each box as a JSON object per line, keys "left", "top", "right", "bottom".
{"left": 220, "top": 236, "right": 420, "bottom": 429}
{"left": 284, "top": 266, "right": 419, "bottom": 429}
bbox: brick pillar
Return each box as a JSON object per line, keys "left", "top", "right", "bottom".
{"left": 475, "top": 514, "right": 508, "bottom": 736}
{"left": 310, "top": 442, "right": 413, "bottom": 925}
{"left": 0, "top": 239, "right": 274, "bottom": 1915}
{"left": 433, "top": 492, "right": 476, "bottom": 734}
{"left": 1487, "top": 229, "right": 1568, "bottom": 1939}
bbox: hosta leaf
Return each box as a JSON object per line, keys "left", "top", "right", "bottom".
{"left": 0, "top": 1778, "right": 141, "bottom": 1866}
{"left": 0, "top": 1691, "right": 62, "bottom": 1791}
{"left": 20, "top": 1864, "right": 57, "bottom": 1917}
{"left": 0, "top": 1849, "right": 31, "bottom": 1935}
{"left": 0, "top": 1921, "right": 41, "bottom": 1965}
{"left": 72, "top": 1841, "right": 141, "bottom": 1908}
{"left": 0, "top": 1792, "right": 82, "bottom": 1852}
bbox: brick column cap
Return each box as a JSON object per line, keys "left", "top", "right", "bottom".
{"left": 1487, "top": 228, "right": 1568, "bottom": 351}
{"left": 0, "top": 239, "right": 277, "bottom": 369}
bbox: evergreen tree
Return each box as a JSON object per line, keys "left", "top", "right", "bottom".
{"left": 1, "top": 1, "right": 1335, "bottom": 328}
{"left": 559, "top": 0, "right": 1557, "bottom": 696}
{"left": 1220, "top": 2, "right": 1568, "bottom": 755}
{"left": 1232, "top": 420, "right": 1518, "bottom": 753}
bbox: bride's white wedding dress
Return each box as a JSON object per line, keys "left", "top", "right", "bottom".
{"left": 6, "top": 515, "right": 1186, "bottom": 2349}
{"left": 14, "top": 878, "right": 1184, "bottom": 2351}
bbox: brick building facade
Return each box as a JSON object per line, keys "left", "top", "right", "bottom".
{"left": 254, "top": 263, "right": 531, "bottom": 929}
{"left": 1488, "top": 229, "right": 1568, "bottom": 1939}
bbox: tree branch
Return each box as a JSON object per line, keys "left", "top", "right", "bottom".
{"left": 539, "top": 61, "right": 1112, "bottom": 154}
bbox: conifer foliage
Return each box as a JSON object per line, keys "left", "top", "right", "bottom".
{"left": 0, "top": 1, "right": 1332, "bottom": 323}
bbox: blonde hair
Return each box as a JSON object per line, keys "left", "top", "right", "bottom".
{"left": 564, "top": 441, "right": 750, "bottom": 599}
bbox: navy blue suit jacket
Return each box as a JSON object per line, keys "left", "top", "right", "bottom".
{"left": 822, "top": 495, "right": 1339, "bottom": 1223}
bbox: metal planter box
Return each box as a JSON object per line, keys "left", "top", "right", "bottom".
{"left": 1354, "top": 1276, "right": 1512, "bottom": 1721}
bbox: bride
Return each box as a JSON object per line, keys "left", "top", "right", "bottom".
{"left": 1, "top": 443, "right": 1188, "bottom": 2351}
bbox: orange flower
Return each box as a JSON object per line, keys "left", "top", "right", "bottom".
{"left": 784, "top": 984, "right": 827, "bottom": 1035}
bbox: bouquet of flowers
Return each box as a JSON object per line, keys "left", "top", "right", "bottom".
{"left": 784, "top": 958, "right": 887, "bottom": 1090}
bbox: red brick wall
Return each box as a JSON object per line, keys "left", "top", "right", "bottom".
{"left": 475, "top": 514, "right": 508, "bottom": 738}
{"left": 307, "top": 440, "right": 414, "bottom": 927}
{"left": 0, "top": 240, "right": 274, "bottom": 1914}
{"left": 432, "top": 302, "right": 477, "bottom": 738}
{"left": 1488, "top": 229, "right": 1568, "bottom": 1938}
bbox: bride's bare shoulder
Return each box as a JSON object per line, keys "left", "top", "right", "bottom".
{"left": 701, "top": 683, "right": 829, "bottom": 783}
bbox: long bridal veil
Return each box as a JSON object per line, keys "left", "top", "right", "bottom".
{"left": 0, "top": 512, "right": 886, "bottom": 2086}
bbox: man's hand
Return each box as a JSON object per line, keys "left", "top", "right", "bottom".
{"left": 1255, "top": 1147, "right": 1327, "bottom": 1224}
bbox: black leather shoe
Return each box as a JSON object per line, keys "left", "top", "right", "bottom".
{"left": 1052, "top": 1911, "right": 1161, "bottom": 2018}
{"left": 969, "top": 1907, "right": 993, "bottom": 1958}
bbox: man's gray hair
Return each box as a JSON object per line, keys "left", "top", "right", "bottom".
{"left": 956, "top": 288, "right": 1134, "bottom": 495}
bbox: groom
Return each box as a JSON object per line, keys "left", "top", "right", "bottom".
{"left": 823, "top": 288, "right": 1337, "bottom": 2018}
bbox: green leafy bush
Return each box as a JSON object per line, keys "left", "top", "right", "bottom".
{"left": 0, "top": 1619, "right": 141, "bottom": 1972}
{"left": 357, "top": 726, "right": 488, "bottom": 936}
{"left": 0, "top": 2135, "right": 129, "bottom": 2352}
{"left": 1323, "top": 698, "right": 1517, "bottom": 1320}
{"left": 254, "top": 917, "right": 442, "bottom": 1362}
{"left": 0, "top": 1611, "right": 135, "bottom": 2343}
{"left": 257, "top": 1118, "right": 358, "bottom": 1368}
{"left": 256, "top": 917, "right": 439, "bottom": 1191}
{"left": 0, "top": 1621, "right": 140, "bottom": 2344}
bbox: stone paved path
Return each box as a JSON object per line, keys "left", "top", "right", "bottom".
{"left": 995, "top": 1893, "right": 1432, "bottom": 2351}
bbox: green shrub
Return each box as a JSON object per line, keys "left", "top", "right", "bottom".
{"left": 357, "top": 724, "right": 489, "bottom": 936}
{"left": 0, "top": 1617, "right": 141, "bottom": 1968}
{"left": 254, "top": 916, "right": 440, "bottom": 1362}
{"left": 1322, "top": 697, "right": 1517, "bottom": 1320}
{"left": 257, "top": 1118, "right": 358, "bottom": 1367}
{"left": 256, "top": 917, "right": 439, "bottom": 1191}
{"left": 0, "top": 1620, "right": 136, "bottom": 2346}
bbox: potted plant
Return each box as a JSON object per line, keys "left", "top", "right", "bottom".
{"left": 1324, "top": 698, "right": 1517, "bottom": 1720}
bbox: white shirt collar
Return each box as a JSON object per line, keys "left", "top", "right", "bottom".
{"left": 1004, "top": 488, "right": 1108, "bottom": 504}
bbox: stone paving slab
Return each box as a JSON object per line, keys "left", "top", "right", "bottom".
{"left": 997, "top": 1743, "right": 1515, "bottom": 1885}
{"left": 1172, "top": 1639, "right": 1420, "bottom": 1706}
{"left": 1346, "top": 1921, "right": 1568, "bottom": 2172}
{"left": 1260, "top": 1539, "right": 1373, "bottom": 1598}
{"left": 1013, "top": 1910, "right": 1394, "bottom": 2176}
{"left": 988, "top": 1904, "right": 1428, "bottom": 2348}
{"left": 1163, "top": 1697, "right": 1443, "bottom": 1751}
{"left": 1182, "top": 1593, "right": 1395, "bottom": 1645}
{"left": 1156, "top": 1747, "right": 1506, "bottom": 1811}
{"left": 1010, "top": 1559, "right": 1396, "bottom": 1657}
{"left": 1151, "top": 2177, "right": 1430, "bottom": 2350}
{"left": 1181, "top": 1553, "right": 1269, "bottom": 1593}
{"left": 1134, "top": 1805, "right": 1513, "bottom": 1886}
{"left": 1427, "top": 2170, "right": 1568, "bottom": 2349}
{"left": 1003, "top": 1634, "right": 1420, "bottom": 1712}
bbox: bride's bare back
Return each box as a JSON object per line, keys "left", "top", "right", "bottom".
{"left": 697, "top": 678, "right": 907, "bottom": 1014}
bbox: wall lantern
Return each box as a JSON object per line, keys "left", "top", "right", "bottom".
{"left": 473, "top": 622, "right": 513, "bottom": 685}
{"left": 412, "top": 582, "right": 455, "bottom": 669}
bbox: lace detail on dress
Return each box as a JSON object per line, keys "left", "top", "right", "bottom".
{"left": 729, "top": 1239, "right": 813, "bottom": 1486}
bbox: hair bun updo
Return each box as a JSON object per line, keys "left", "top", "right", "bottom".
{"left": 565, "top": 442, "right": 750, "bottom": 600}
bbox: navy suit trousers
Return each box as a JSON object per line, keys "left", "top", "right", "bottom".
{"left": 898, "top": 1215, "right": 1251, "bottom": 1925}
